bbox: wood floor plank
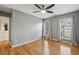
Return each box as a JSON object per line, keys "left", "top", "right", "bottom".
{"left": 0, "top": 39, "right": 79, "bottom": 55}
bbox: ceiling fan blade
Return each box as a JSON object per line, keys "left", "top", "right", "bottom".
{"left": 33, "top": 11, "right": 40, "bottom": 13}
{"left": 34, "top": 4, "right": 41, "bottom": 9}
{"left": 46, "top": 4, "right": 55, "bottom": 9}
{"left": 46, "top": 11, "right": 53, "bottom": 13}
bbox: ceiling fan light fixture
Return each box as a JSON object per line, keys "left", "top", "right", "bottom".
{"left": 34, "top": 4, "right": 55, "bottom": 14}
{"left": 41, "top": 10, "right": 46, "bottom": 14}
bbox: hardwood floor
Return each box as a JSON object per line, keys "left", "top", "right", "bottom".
{"left": 0, "top": 39, "right": 79, "bottom": 55}
{"left": 0, "top": 40, "right": 10, "bottom": 55}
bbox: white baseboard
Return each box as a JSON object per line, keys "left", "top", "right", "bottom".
{"left": 52, "top": 39, "right": 59, "bottom": 41}
{"left": 9, "top": 40, "right": 13, "bottom": 48}
{"left": 73, "top": 44, "right": 79, "bottom": 46}
{"left": 0, "top": 39, "right": 8, "bottom": 41}
{"left": 12, "top": 38, "right": 41, "bottom": 48}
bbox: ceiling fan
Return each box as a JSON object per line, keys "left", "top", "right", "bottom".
{"left": 33, "top": 4, "right": 55, "bottom": 14}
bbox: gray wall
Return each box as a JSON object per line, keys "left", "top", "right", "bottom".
{"left": 51, "top": 19, "right": 60, "bottom": 40}
{"left": 45, "top": 11, "right": 79, "bottom": 45}
{"left": 11, "top": 10, "right": 42, "bottom": 46}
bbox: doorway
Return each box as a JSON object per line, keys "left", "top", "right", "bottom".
{"left": 0, "top": 15, "right": 10, "bottom": 47}
{"left": 60, "top": 17, "right": 73, "bottom": 43}
{"left": 0, "top": 16, "right": 9, "bottom": 41}
{"left": 43, "top": 20, "right": 51, "bottom": 40}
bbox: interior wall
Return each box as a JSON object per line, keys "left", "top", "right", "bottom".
{"left": 51, "top": 19, "right": 60, "bottom": 40}
{"left": 11, "top": 10, "right": 42, "bottom": 46}
{"left": 45, "top": 11, "right": 79, "bottom": 45}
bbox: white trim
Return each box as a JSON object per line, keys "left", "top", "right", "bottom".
{"left": 12, "top": 38, "right": 41, "bottom": 48}
{"left": 9, "top": 40, "right": 13, "bottom": 47}
{"left": 52, "top": 39, "right": 59, "bottom": 41}
{"left": 61, "top": 40, "right": 71, "bottom": 44}
{"left": 0, "top": 39, "right": 8, "bottom": 41}
{"left": 72, "top": 44, "right": 79, "bottom": 46}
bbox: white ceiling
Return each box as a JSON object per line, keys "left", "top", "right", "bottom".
{"left": 1, "top": 4, "right": 79, "bottom": 18}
